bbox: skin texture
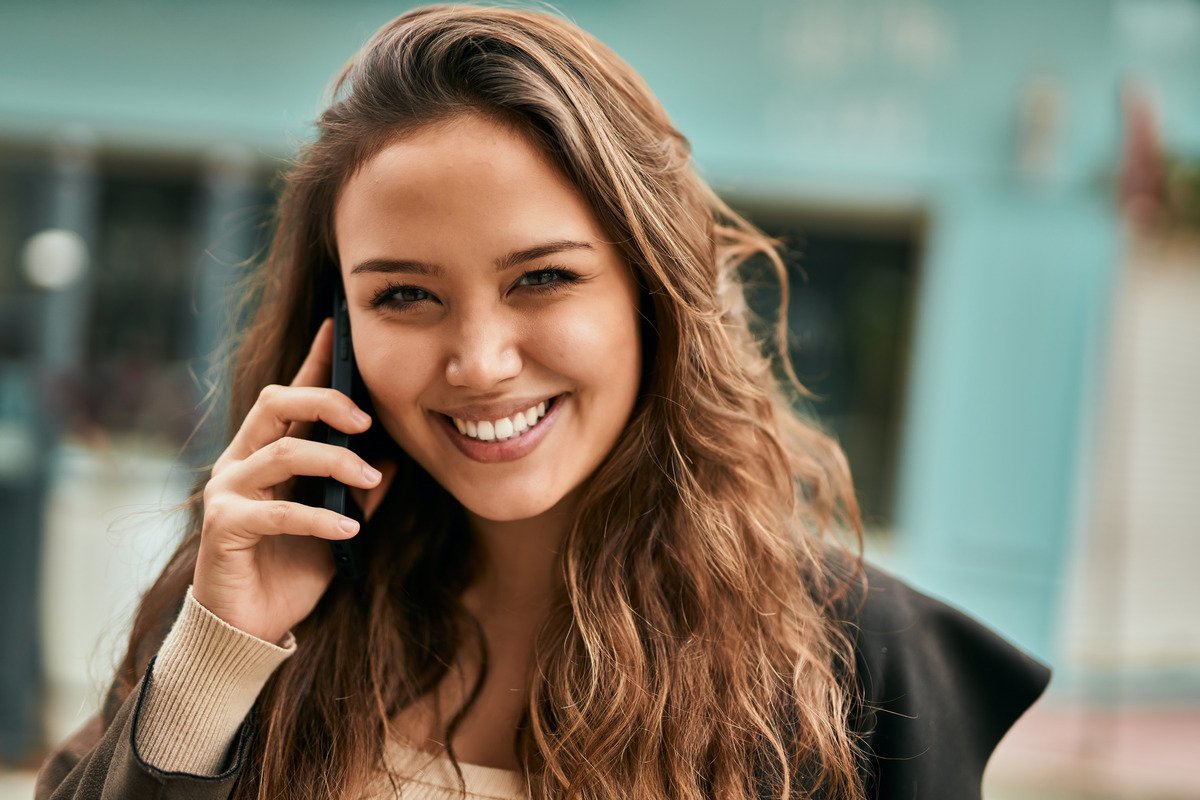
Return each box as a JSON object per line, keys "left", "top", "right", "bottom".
{"left": 193, "top": 114, "right": 641, "bottom": 765}
{"left": 333, "top": 115, "right": 643, "bottom": 767}
{"left": 335, "top": 114, "right": 641, "bottom": 548}
{"left": 194, "top": 320, "right": 392, "bottom": 645}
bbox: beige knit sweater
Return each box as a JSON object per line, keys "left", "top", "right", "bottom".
{"left": 136, "top": 588, "right": 528, "bottom": 800}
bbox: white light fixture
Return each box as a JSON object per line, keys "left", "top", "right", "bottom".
{"left": 21, "top": 229, "right": 89, "bottom": 290}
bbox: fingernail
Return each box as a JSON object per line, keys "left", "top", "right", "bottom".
{"left": 352, "top": 409, "right": 371, "bottom": 426}
{"left": 338, "top": 518, "right": 360, "bottom": 535}
{"left": 363, "top": 465, "right": 382, "bottom": 483}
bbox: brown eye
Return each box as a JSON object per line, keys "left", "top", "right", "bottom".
{"left": 392, "top": 286, "right": 431, "bottom": 302}
{"left": 520, "top": 270, "right": 559, "bottom": 286}
{"left": 516, "top": 268, "right": 580, "bottom": 291}
{"left": 370, "top": 283, "right": 436, "bottom": 310}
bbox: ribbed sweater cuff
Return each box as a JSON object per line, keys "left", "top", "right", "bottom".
{"left": 135, "top": 586, "right": 296, "bottom": 775}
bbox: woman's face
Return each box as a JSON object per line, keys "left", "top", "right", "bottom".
{"left": 334, "top": 115, "right": 642, "bottom": 524}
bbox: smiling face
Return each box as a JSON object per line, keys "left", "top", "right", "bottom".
{"left": 334, "top": 115, "right": 642, "bottom": 526}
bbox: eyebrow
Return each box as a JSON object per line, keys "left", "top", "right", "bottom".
{"left": 347, "top": 239, "right": 594, "bottom": 278}
{"left": 495, "top": 240, "right": 594, "bottom": 272}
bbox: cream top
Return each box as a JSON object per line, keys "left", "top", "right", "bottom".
{"left": 136, "top": 588, "right": 528, "bottom": 800}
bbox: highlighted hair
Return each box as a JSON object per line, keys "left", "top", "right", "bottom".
{"left": 116, "top": 6, "right": 865, "bottom": 799}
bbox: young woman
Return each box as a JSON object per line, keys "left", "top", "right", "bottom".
{"left": 36, "top": 6, "right": 1048, "bottom": 799}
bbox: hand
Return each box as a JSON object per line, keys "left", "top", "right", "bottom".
{"left": 193, "top": 319, "right": 395, "bottom": 644}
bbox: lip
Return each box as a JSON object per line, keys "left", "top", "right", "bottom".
{"left": 437, "top": 395, "right": 564, "bottom": 463}
{"left": 438, "top": 395, "right": 556, "bottom": 423}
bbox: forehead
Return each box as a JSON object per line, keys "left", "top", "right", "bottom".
{"left": 333, "top": 115, "right": 607, "bottom": 262}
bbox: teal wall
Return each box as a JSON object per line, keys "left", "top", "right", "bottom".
{"left": 4, "top": 0, "right": 1199, "bottom": 661}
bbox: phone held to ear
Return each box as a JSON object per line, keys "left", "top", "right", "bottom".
{"left": 325, "top": 283, "right": 366, "bottom": 580}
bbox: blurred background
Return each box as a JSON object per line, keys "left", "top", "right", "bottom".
{"left": 1, "top": 0, "right": 1197, "bottom": 797}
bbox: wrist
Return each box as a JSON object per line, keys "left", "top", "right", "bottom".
{"left": 190, "top": 587, "right": 289, "bottom": 647}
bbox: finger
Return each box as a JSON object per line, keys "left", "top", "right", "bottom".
{"left": 291, "top": 317, "right": 335, "bottom": 389}
{"left": 227, "top": 384, "right": 371, "bottom": 461}
{"left": 230, "top": 436, "right": 383, "bottom": 493}
{"left": 285, "top": 317, "right": 337, "bottom": 442}
{"left": 349, "top": 458, "right": 397, "bottom": 521}
{"left": 210, "top": 496, "right": 361, "bottom": 544}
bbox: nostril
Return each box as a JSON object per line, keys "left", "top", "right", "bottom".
{"left": 444, "top": 345, "right": 522, "bottom": 390}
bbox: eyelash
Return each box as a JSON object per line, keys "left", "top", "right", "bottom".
{"left": 369, "top": 268, "right": 582, "bottom": 311}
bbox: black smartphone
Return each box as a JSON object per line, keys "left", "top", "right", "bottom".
{"left": 325, "top": 283, "right": 366, "bottom": 580}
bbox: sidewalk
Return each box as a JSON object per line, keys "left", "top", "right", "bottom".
{"left": 0, "top": 770, "right": 34, "bottom": 800}
{"left": 986, "top": 700, "right": 1200, "bottom": 799}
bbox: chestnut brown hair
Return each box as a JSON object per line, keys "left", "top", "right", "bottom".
{"left": 113, "top": 6, "right": 865, "bottom": 799}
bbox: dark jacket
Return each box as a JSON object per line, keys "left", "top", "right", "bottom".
{"left": 35, "top": 563, "right": 1050, "bottom": 799}
{"left": 848, "top": 565, "right": 1049, "bottom": 797}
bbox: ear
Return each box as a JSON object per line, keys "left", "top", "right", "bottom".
{"left": 350, "top": 458, "right": 398, "bottom": 521}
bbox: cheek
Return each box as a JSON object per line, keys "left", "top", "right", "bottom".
{"left": 354, "top": 334, "right": 436, "bottom": 433}
{"left": 541, "top": 301, "right": 641, "bottom": 403}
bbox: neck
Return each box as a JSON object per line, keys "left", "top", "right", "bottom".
{"left": 461, "top": 492, "right": 576, "bottom": 625}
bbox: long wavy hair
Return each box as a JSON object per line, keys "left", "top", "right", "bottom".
{"left": 111, "top": 6, "right": 866, "bottom": 799}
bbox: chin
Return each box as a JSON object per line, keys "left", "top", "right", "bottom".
{"left": 457, "top": 496, "right": 559, "bottom": 524}
{"left": 448, "top": 481, "right": 577, "bottom": 526}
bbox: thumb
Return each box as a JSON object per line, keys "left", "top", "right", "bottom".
{"left": 350, "top": 458, "right": 397, "bottom": 521}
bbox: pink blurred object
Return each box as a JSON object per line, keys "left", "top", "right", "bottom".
{"left": 1118, "top": 84, "right": 1167, "bottom": 232}
{"left": 988, "top": 700, "right": 1200, "bottom": 798}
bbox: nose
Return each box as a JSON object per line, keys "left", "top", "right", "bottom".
{"left": 444, "top": 309, "right": 523, "bottom": 390}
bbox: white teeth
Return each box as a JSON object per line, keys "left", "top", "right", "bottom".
{"left": 451, "top": 399, "right": 552, "bottom": 442}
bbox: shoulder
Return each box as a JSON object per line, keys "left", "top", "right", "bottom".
{"left": 831, "top": 560, "right": 1050, "bottom": 799}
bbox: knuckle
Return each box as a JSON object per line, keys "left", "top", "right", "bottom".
{"left": 203, "top": 495, "right": 229, "bottom": 530}
{"left": 202, "top": 477, "right": 224, "bottom": 506}
{"left": 270, "top": 436, "right": 298, "bottom": 459}
{"left": 267, "top": 501, "right": 292, "bottom": 528}
{"left": 258, "top": 383, "right": 283, "bottom": 404}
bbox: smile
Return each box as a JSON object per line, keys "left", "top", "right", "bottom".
{"left": 438, "top": 396, "right": 563, "bottom": 464}
{"left": 450, "top": 398, "right": 552, "bottom": 442}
